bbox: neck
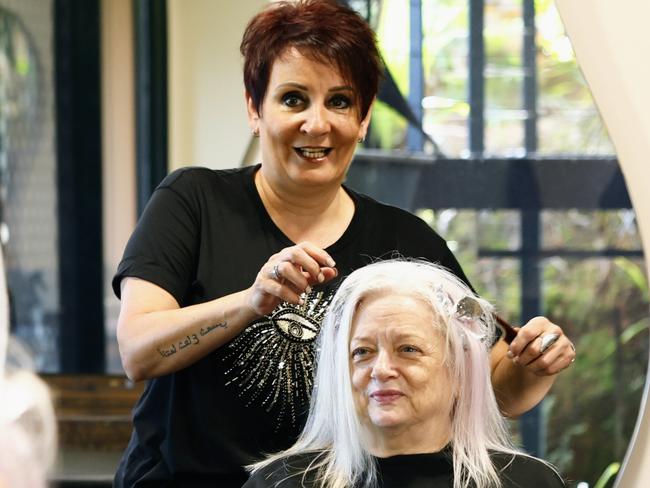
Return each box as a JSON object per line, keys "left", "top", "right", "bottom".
{"left": 255, "top": 167, "right": 342, "bottom": 215}
{"left": 363, "top": 421, "right": 452, "bottom": 458}
{"left": 254, "top": 168, "right": 354, "bottom": 246}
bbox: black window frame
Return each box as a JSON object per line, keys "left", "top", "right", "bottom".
{"left": 345, "top": 0, "right": 643, "bottom": 457}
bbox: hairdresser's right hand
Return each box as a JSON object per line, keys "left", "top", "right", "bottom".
{"left": 246, "top": 242, "right": 338, "bottom": 316}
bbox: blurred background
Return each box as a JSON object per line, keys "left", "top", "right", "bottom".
{"left": 0, "top": 0, "right": 646, "bottom": 486}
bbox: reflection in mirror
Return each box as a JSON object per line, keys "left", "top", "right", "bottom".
{"left": 1, "top": 0, "right": 647, "bottom": 486}
{"left": 342, "top": 1, "right": 647, "bottom": 485}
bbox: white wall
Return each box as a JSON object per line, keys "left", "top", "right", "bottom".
{"left": 101, "top": 0, "right": 137, "bottom": 370}
{"left": 554, "top": 1, "right": 650, "bottom": 486}
{"left": 168, "top": 0, "right": 267, "bottom": 170}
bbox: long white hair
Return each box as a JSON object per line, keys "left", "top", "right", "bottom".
{"left": 251, "top": 259, "right": 522, "bottom": 488}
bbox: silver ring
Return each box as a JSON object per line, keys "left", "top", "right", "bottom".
{"left": 540, "top": 333, "right": 560, "bottom": 354}
{"left": 271, "top": 264, "right": 282, "bottom": 281}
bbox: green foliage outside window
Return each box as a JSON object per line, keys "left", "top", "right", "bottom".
{"left": 415, "top": 209, "right": 648, "bottom": 486}
{"left": 363, "top": 1, "right": 646, "bottom": 485}
{"left": 370, "top": 0, "right": 614, "bottom": 155}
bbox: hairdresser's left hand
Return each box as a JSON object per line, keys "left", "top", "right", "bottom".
{"left": 506, "top": 317, "right": 576, "bottom": 376}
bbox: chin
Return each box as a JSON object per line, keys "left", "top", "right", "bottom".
{"left": 288, "top": 166, "right": 345, "bottom": 188}
{"left": 369, "top": 412, "right": 406, "bottom": 429}
{"left": 288, "top": 153, "right": 349, "bottom": 175}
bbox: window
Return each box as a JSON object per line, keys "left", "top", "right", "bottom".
{"left": 345, "top": 1, "right": 646, "bottom": 486}
{"left": 1, "top": 0, "right": 104, "bottom": 374}
{"left": 1, "top": 1, "right": 60, "bottom": 371}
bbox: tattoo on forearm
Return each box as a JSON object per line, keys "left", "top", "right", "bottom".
{"left": 199, "top": 321, "right": 228, "bottom": 336}
{"left": 156, "top": 321, "right": 228, "bottom": 358}
{"left": 157, "top": 345, "right": 177, "bottom": 357}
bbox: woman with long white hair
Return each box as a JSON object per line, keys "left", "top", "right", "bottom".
{"left": 245, "top": 260, "right": 565, "bottom": 488}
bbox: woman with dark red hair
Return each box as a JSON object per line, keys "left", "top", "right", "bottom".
{"left": 112, "top": 1, "right": 575, "bottom": 486}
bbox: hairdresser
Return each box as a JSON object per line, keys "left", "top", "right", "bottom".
{"left": 112, "top": 1, "right": 576, "bottom": 486}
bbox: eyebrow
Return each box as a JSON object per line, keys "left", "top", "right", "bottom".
{"left": 275, "top": 82, "right": 355, "bottom": 93}
{"left": 350, "top": 332, "right": 429, "bottom": 346}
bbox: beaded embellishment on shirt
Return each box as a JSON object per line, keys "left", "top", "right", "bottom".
{"left": 223, "top": 289, "right": 334, "bottom": 429}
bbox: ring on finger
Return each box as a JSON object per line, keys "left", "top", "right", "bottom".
{"left": 271, "top": 263, "right": 282, "bottom": 281}
{"left": 540, "top": 333, "right": 560, "bottom": 354}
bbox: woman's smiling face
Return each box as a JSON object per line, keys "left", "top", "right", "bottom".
{"left": 247, "top": 48, "right": 371, "bottom": 191}
{"left": 349, "top": 291, "right": 455, "bottom": 438}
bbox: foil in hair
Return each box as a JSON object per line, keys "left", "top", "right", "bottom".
{"left": 434, "top": 285, "right": 455, "bottom": 316}
{"left": 455, "top": 296, "right": 483, "bottom": 321}
{"left": 434, "top": 286, "right": 489, "bottom": 347}
{"left": 454, "top": 296, "right": 490, "bottom": 347}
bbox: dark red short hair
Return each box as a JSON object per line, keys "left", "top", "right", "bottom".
{"left": 241, "top": 0, "right": 381, "bottom": 120}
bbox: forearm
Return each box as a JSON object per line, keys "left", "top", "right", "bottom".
{"left": 118, "top": 290, "right": 258, "bottom": 381}
{"left": 492, "top": 355, "right": 556, "bottom": 417}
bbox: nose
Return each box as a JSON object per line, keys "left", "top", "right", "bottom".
{"left": 370, "top": 349, "right": 398, "bottom": 381}
{"left": 300, "top": 104, "right": 331, "bottom": 137}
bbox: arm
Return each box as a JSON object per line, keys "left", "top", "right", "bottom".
{"left": 117, "top": 278, "right": 255, "bottom": 382}
{"left": 490, "top": 317, "right": 576, "bottom": 417}
{"left": 117, "top": 242, "right": 337, "bottom": 382}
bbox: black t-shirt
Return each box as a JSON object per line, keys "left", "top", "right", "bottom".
{"left": 112, "top": 165, "right": 470, "bottom": 487}
{"left": 243, "top": 448, "right": 566, "bottom": 488}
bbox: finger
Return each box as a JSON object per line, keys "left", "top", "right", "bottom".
{"left": 545, "top": 339, "right": 577, "bottom": 373}
{"left": 296, "top": 241, "right": 336, "bottom": 267}
{"left": 259, "top": 277, "right": 303, "bottom": 305}
{"left": 523, "top": 338, "right": 562, "bottom": 368}
{"left": 509, "top": 317, "right": 560, "bottom": 357}
{"left": 520, "top": 336, "right": 573, "bottom": 374}
{"left": 320, "top": 266, "right": 338, "bottom": 283}
{"left": 273, "top": 261, "right": 311, "bottom": 293}
{"left": 528, "top": 347, "right": 573, "bottom": 376}
{"left": 276, "top": 247, "right": 324, "bottom": 282}
{"left": 568, "top": 341, "right": 577, "bottom": 364}
{"left": 267, "top": 262, "right": 282, "bottom": 281}
{"left": 280, "top": 243, "right": 336, "bottom": 280}
{"left": 304, "top": 266, "right": 339, "bottom": 286}
{"left": 516, "top": 332, "right": 560, "bottom": 366}
{"left": 284, "top": 275, "right": 312, "bottom": 298}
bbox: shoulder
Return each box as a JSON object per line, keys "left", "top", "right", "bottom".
{"left": 350, "top": 188, "right": 444, "bottom": 241}
{"left": 150, "top": 165, "right": 257, "bottom": 214}
{"left": 351, "top": 189, "right": 424, "bottom": 223}
{"left": 244, "top": 453, "right": 322, "bottom": 488}
{"left": 347, "top": 189, "right": 456, "bottom": 271}
{"left": 158, "top": 165, "right": 254, "bottom": 193}
{"left": 491, "top": 452, "right": 565, "bottom": 488}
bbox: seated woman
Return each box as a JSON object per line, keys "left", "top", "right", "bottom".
{"left": 244, "top": 260, "right": 565, "bottom": 488}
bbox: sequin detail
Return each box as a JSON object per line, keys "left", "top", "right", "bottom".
{"left": 223, "top": 289, "right": 334, "bottom": 429}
